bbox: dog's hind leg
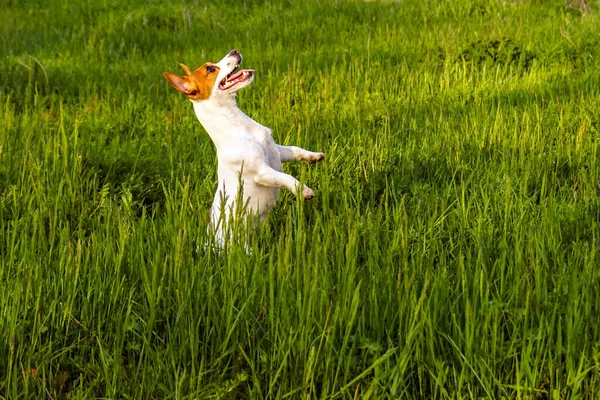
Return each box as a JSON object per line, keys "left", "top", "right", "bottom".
{"left": 276, "top": 145, "right": 325, "bottom": 164}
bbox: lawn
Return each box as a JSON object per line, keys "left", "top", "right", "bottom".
{"left": 1, "top": 0, "right": 600, "bottom": 398}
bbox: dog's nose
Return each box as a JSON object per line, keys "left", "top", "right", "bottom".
{"left": 229, "top": 49, "right": 240, "bottom": 57}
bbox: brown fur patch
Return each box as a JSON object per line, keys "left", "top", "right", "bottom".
{"left": 163, "top": 62, "right": 220, "bottom": 101}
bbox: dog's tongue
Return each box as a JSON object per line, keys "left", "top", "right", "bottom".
{"left": 228, "top": 69, "right": 253, "bottom": 81}
{"left": 221, "top": 69, "right": 255, "bottom": 89}
{"left": 228, "top": 70, "right": 246, "bottom": 81}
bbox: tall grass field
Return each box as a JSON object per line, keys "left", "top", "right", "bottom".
{"left": 2, "top": 0, "right": 600, "bottom": 398}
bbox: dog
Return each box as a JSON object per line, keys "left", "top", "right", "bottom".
{"left": 164, "top": 49, "right": 324, "bottom": 248}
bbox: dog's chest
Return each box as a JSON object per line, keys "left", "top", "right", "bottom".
{"left": 263, "top": 135, "right": 283, "bottom": 172}
{"left": 235, "top": 127, "right": 282, "bottom": 172}
{"left": 215, "top": 126, "right": 282, "bottom": 180}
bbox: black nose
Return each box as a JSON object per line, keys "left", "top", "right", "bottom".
{"left": 229, "top": 49, "right": 240, "bottom": 57}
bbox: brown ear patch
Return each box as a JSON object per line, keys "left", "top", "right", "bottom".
{"left": 163, "top": 62, "right": 220, "bottom": 101}
{"left": 163, "top": 72, "right": 199, "bottom": 96}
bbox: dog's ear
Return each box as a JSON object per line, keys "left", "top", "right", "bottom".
{"left": 179, "top": 63, "right": 192, "bottom": 76}
{"left": 163, "top": 72, "right": 198, "bottom": 96}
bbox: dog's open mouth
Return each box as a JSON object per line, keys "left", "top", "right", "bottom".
{"left": 219, "top": 66, "right": 254, "bottom": 90}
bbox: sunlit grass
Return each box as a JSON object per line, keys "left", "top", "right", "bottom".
{"left": 1, "top": 0, "right": 600, "bottom": 398}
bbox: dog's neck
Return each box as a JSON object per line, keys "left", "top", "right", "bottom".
{"left": 192, "top": 96, "right": 264, "bottom": 149}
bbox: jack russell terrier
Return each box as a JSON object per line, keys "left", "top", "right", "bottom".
{"left": 164, "top": 49, "right": 324, "bottom": 248}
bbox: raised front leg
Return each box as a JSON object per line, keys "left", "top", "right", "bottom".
{"left": 276, "top": 145, "right": 325, "bottom": 164}
{"left": 253, "top": 166, "right": 315, "bottom": 199}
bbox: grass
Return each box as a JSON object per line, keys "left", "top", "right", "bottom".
{"left": 1, "top": 0, "right": 600, "bottom": 398}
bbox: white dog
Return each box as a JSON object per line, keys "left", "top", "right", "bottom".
{"left": 164, "top": 49, "right": 324, "bottom": 248}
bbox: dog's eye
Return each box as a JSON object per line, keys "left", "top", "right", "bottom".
{"left": 206, "top": 66, "right": 216, "bottom": 73}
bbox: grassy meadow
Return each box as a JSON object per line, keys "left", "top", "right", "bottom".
{"left": 2, "top": 0, "right": 600, "bottom": 398}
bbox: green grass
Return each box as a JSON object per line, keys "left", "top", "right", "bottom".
{"left": 2, "top": 0, "right": 600, "bottom": 398}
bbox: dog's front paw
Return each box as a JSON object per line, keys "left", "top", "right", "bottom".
{"left": 303, "top": 186, "right": 315, "bottom": 200}
{"left": 308, "top": 152, "right": 325, "bottom": 164}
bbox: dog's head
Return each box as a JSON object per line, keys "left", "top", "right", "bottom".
{"left": 163, "top": 49, "right": 254, "bottom": 101}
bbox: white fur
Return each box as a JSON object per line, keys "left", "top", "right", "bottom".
{"left": 184, "top": 50, "right": 324, "bottom": 248}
